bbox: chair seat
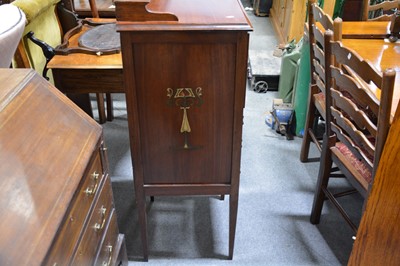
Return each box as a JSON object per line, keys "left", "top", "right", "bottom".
{"left": 331, "top": 142, "right": 372, "bottom": 190}
{"left": 313, "top": 92, "right": 326, "bottom": 119}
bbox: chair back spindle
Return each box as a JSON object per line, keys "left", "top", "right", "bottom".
{"left": 362, "top": 0, "right": 400, "bottom": 21}
{"left": 300, "top": 0, "right": 342, "bottom": 162}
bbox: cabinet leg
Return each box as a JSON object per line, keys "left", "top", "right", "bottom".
{"left": 228, "top": 193, "right": 238, "bottom": 260}
{"left": 136, "top": 191, "right": 148, "bottom": 261}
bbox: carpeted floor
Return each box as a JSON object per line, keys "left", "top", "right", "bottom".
{"left": 98, "top": 2, "right": 363, "bottom": 265}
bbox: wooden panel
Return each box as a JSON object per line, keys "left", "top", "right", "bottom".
{"left": 94, "top": 210, "right": 119, "bottom": 266}
{"left": 323, "top": 0, "right": 336, "bottom": 17}
{"left": 116, "top": 0, "right": 251, "bottom": 26}
{"left": 52, "top": 68, "right": 124, "bottom": 94}
{"left": 269, "top": 0, "right": 307, "bottom": 43}
{"left": 348, "top": 102, "right": 400, "bottom": 265}
{"left": 131, "top": 32, "right": 237, "bottom": 185}
{"left": 72, "top": 175, "right": 114, "bottom": 266}
{"left": 45, "top": 151, "right": 105, "bottom": 265}
{"left": 342, "top": 0, "right": 364, "bottom": 21}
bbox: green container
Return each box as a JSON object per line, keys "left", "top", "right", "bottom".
{"left": 293, "top": 36, "right": 311, "bottom": 136}
{"left": 277, "top": 42, "right": 301, "bottom": 103}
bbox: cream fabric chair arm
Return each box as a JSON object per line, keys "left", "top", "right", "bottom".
{"left": 0, "top": 4, "right": 26, "bottom": 68}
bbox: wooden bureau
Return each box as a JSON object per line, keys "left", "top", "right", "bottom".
{"left": 0, "top": 69, "right": 128, "bottom": 266}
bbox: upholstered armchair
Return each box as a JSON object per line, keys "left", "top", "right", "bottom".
{"left": 12, "top": 0, "right": 61, "bottom": 82}
{"left": 0, "top": 4, "right": 26, "bottom": 68}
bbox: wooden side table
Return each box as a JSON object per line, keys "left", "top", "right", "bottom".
{"left": 47, "top": 19, "right": 124, "bottom": 123}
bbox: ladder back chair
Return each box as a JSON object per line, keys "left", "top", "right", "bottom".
{"left": 310, "top": 29, "right": 396, "bottom": 232}
{"left": 362, "top": 0, "right": 400, "bottom": 21}
{"left": 300, "top": 0, "right": 342, "bottom": 162}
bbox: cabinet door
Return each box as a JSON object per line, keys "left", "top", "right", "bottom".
{"left": 127, "top": 32, "right": 247, "bottom": 185}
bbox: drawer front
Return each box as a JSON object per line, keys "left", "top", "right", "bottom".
{"left": 94, "top": 210, "right": 119, "bottom": 266}
{"left": 45, "top": 150, "right": 105, "bottom": 265}
{"left": 72, "top": 175, "right": 114, "bottom": 266}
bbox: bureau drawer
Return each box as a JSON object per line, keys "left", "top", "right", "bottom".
{"left": 94, "top": 209, "right": 120, "bottom": 266}
{"left": 45, "top": 150, "right": 105, "bottom": 265}
{"left": 72, "top": 175, "right": 114, "bottom": 266}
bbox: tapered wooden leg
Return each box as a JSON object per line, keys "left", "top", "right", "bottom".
{"left": 300, "top": 84, "right": 319, "bottom": 162}
{"left": 136, "top": 188, "right": 148, "bottom": 261}
{"left": 106, "top": 93, "right": 114, "bottom": 121}
{"left": 310, "top": 134, "right": 334, "bottom": 224}
{"left": 96, "top": 93, "right": 106, "bottom": 124}
{"left": 228, "top": 193, "right": 239, "bottom": 260}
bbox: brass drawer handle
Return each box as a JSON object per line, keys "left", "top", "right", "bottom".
{"left": 94, "top": 206, "right": 107, "bottom": 231}
{"left": 84, "top": 171, "right": 100, "bottom": 196}
{"left": 102, "top": 245, "right": 113, "bottom": 266}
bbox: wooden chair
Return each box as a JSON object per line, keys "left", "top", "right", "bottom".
{"left": 300, "top": 0, "right": 342, "bottom": 162}
{"left": 310, "top": 29, "right": 396, "bottom": 232}
{"left": 362, "top": 0, "right": 400, "bottom": 21}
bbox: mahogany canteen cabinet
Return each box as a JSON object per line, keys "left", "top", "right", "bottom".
{"left": 0, "top": 69, "right": 128, "bottom": 266}
{"left": 115, "top": 0, "right": 253, "bottom": 261}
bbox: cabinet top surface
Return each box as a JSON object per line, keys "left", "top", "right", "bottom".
{"left": 116, "top": 0, "right": 253, "bottom": 31}
{"left": 0, "top": 69, "right": 102, "bottom": 265}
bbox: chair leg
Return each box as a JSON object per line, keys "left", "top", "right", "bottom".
{"left": 106, "top": 93, "right": 114, "bottom": 121}
{"left": 96, "top": 93, "right": 106, "bottom": 124}
{"left": 300, "top": 86, "right": 318, "bottom": 162}
{"left": 310, "top": 133, "right": 334, "bottom": 224}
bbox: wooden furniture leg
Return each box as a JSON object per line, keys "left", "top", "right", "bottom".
{"left": 106, "top": 93, "right": 114, "bottom": 121}
{"left": 229, "top": 193, "right": 239, "bottom": 260}
{"left": 66, "top": 93, "right": 93, "bottom": 118}
{"left": 137, "top": 192, "right": 148, "bottom": 261}
{"left": 96, "top": 92, "right": 107, "bottom": 124}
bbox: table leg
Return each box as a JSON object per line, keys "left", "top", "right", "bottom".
{"left": 96, "top": 93, "right": 107, "bottom": 124}
{"left": 66, "top": 93, "right": 93, "bottom": 118}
